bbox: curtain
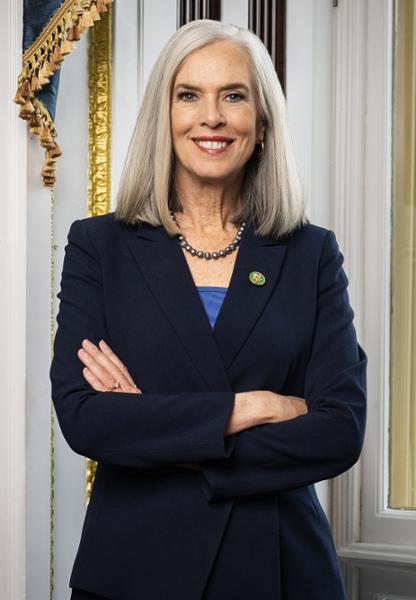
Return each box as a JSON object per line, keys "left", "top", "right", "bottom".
{"left": 14, "top": 0, "right": 113, "bottom": 187}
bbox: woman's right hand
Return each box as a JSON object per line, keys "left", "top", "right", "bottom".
{"left": 265, "top": 392, "right": 308, "bottom": 424}
{"left": 224, "top": 391, "right": 308, "bottom": 435}
{"left": 177, "top": 391, "right": 307, "bottom": 471}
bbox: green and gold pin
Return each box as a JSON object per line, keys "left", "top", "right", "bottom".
{"left": 249, "top": 271, "right": 266, "bottom": 286}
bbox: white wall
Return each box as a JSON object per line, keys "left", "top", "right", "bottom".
{"left": 286, "top": 0, "right": 334, "bottom": 228}
{"left": 286, "top": 0, "right": 334, "bottom": 512}
{"left": 0, "top": 1, "right": 26, "bottom": 599}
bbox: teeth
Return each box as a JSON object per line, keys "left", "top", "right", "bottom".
{"left": 195, "top": 140, "right": 229, "bottom": 149}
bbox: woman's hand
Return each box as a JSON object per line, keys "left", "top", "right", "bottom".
{"left": 176, "top": 391, "right": 307, "bottom": 472}
{"left": 77, "top": 339, "right": 141, "bottom": 394}
{"left": 225, "top": 391, "right": 308, "bottom": 435}
{"left": 264, "top": 391, "right": 308, "bottom": 424}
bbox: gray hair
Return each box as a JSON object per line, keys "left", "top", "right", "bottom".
{"left": 115, "top": 19, "right": 309, "bottom": 239}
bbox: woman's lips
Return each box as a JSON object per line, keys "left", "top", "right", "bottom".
{"left": 192, "top": 140, "right": 233, "bottom": 155}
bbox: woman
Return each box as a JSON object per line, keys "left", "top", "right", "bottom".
{"left": 50, "top": 19, "right": 367, "bottom": 600}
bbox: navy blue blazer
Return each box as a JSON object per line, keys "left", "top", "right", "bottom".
{"left": 50, "top": 212, "right": 367, "bottom": 600}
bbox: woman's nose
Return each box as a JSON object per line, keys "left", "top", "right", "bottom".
{"left": 199, "top": 98, "right": 226, "bottom": 127}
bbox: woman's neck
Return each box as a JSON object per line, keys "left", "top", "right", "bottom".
{"left": 173, "top": 173, "right": 243, "bottom": 235}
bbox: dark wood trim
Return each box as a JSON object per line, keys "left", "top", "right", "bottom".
{"left": 177, "top": 0, "right": 221, "bottom": 27}
{"left": 177, "top": 0, "right": 286, "bottom": 97}
{"left": 248, "top": 0, "right": 286, "bottom": 96}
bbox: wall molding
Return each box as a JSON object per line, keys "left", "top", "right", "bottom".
{"left": 0, "top": 1, "right": 27, "bottom": 598}
{"left": 248, "top": 0, "right": 286, "bottom": 94}
{"left": 339, "top": 542, "right": 416, "bottom": 565}
{"left": 331, "top": 0, "right": 416, "bottom": 562}
{"left": 330, "top": 0, "right": 369, "bottom": 550}
{"left": 177, "top": 0, "right": 221, "bottom": 27}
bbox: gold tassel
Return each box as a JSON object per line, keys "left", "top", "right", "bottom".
{"left": 20, "top": 79, "right": 32, "bottom": 98}
{"left": 19, "top": 99, "right": 35, "bottom": 119}
{"left": 42, "top": 156, "right": 56, "bottom": 182}
{"left": 38, "top": 73, "right": 51, "bottom": 86}
{"left": 60, "top": 39, "right": 75, "bottom": 55}
{"left": 30, "top": 73, "right": 42, "bottom": 92}
{"left": 43, "top": 171, "right": 56, "bottom": 187}
{"left": 67, "top": 24, "right": 81, "bottom": 42}
{"left": 29, "top": 112, "right": 42, "bottom": 128}
{"left": 96, "top": 0, "right": 108, "bottom": 13}
{"left": 49, "top": 61, "right": 61, "bottom": 74}
{"left": 81, "top": 10, "right": 94, "bottom": 28}
{"left": 41, "top": 60, "right": 55, "bottom": 78}
{"left": 52, "top": 44, "right": 64, "bottom": 64}
{"left": 40, "top": 126, "right": 55, "bottom": 148}
{"left": 63, "top": 12, "right": 72, "bottom": 31}
{"left": 49, "top": 49, "right": 62, "bottom": 71}
{"left": 49, "top": 142, "right": 62, "bottom": 158}
{"left": 13, "top": 88, "right": 26, "bottom": 105}
{"left": 90, "top": 3, "right": 101, "bottom": 21}
{"left": 75, "top": 13, "right": 86, "bottom": 37}
{"left": 42, "top": 163, "right": 56, "bottom": 175}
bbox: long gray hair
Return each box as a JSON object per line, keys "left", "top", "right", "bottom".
{"left": 115, "top": 19, "right": 309, "bottom": 239}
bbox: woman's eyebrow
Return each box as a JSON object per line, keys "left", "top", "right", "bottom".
{"left": 174, "top": 82, "right": 250, "bottom": 92}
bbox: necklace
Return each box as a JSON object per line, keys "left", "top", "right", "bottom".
{"left": 169, "top": 210, "right": 246, "bottom": 260}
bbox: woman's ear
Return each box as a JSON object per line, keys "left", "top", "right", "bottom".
{"left": 257, "top": 117, "right": 266, "bottom": 142}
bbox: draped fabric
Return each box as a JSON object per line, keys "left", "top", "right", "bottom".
{"left": 23, "top": 0, "right": 63, "bottom": 121}
{"left": 14, "top": 0, "right": 113, "bottom": 187}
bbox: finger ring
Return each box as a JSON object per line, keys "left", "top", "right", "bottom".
{"left": 110, "top": 381, "right": 120, "bottom": 391}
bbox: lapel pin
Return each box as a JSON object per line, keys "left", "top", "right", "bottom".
{"left": 249, "top": 271, "right": 266, "bottom": 286}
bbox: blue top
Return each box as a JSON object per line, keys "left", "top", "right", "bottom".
{"left": 196, "top": 286, "right": 228, "bottom": 329}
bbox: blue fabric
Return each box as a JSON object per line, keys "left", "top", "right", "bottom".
{"left": 23, "top": 0, "right": 62, "bottom": 47}
{"left": 23, "top": 0, "right": 65, "bottom": 121}
{"left": 196, "top": 286, "right": 227, "bottom": 328}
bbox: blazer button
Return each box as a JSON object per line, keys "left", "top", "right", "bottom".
{"left": 249, "top": 271, "right": 266, "bottom": 286}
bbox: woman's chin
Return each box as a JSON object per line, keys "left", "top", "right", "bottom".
{"left": 185, "top": 166, "right": 240, "bottom": 184}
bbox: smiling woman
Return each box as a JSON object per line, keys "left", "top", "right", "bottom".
{"left": 114, "top": 19, "right": 306, "bottom": 240}
{"left": 170, "top": 40, "right": 265, "bottom": 193}
{"left": 50, "top": 18, "right": 367, "bottom": 600}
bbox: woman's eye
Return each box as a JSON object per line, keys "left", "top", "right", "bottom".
{"left": 177, "top": 92, "right": 245, "bottom": 103}
{"left": 178, "top": 92, "right": 196, "bottom": 102}
{"left": 226, "top": 92, "right": 245, "bottom": 102}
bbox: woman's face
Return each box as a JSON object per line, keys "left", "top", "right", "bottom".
{"left": 170, "top": 40, "right": 265, "bottom": 186}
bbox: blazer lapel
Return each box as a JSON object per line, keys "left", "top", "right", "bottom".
{"left": 127, "top": 223, "right": 232, "bottom": 392}
{"left": 213, "top": 221, "right": 288, "bottom": 370}
{"left": 127, "top": 219, "right": 287, "bottom": 389}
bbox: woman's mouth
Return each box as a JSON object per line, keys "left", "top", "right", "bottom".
{"left": 192, "top": 139, "right": 233, "bottom": 155}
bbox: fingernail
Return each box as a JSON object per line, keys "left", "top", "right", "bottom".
{"left": 83, "top": 339, "right": 92, "bottom": 347}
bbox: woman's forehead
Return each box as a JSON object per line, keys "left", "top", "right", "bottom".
{"left": 174, "top": 43, "right": 253, "bottom": 85}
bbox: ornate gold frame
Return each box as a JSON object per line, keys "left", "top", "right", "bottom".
{"left": 85, "top": 3, "right": 113, "bottom": 504}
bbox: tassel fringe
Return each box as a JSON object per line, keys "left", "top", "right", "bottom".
{"left": 14, "top": 0, "right": 113, "bottom": 187}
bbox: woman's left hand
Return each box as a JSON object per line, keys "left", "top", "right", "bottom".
{"left": 77, "top": 338, "right": 141, "bottom": 394}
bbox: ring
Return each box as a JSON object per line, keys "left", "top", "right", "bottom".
{"left": 110, "top": 381, "right": 121, "bottom": 391}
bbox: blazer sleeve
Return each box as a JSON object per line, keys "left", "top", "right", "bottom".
{"left": 50, "top": 219, "right": 237, "bottom": 469}
{"left": 198, "top": 229, "right": 368, "bottom": 502}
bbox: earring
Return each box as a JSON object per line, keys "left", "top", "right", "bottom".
{"left": 256, "top": 139, "right": 265, "bottom": 156}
